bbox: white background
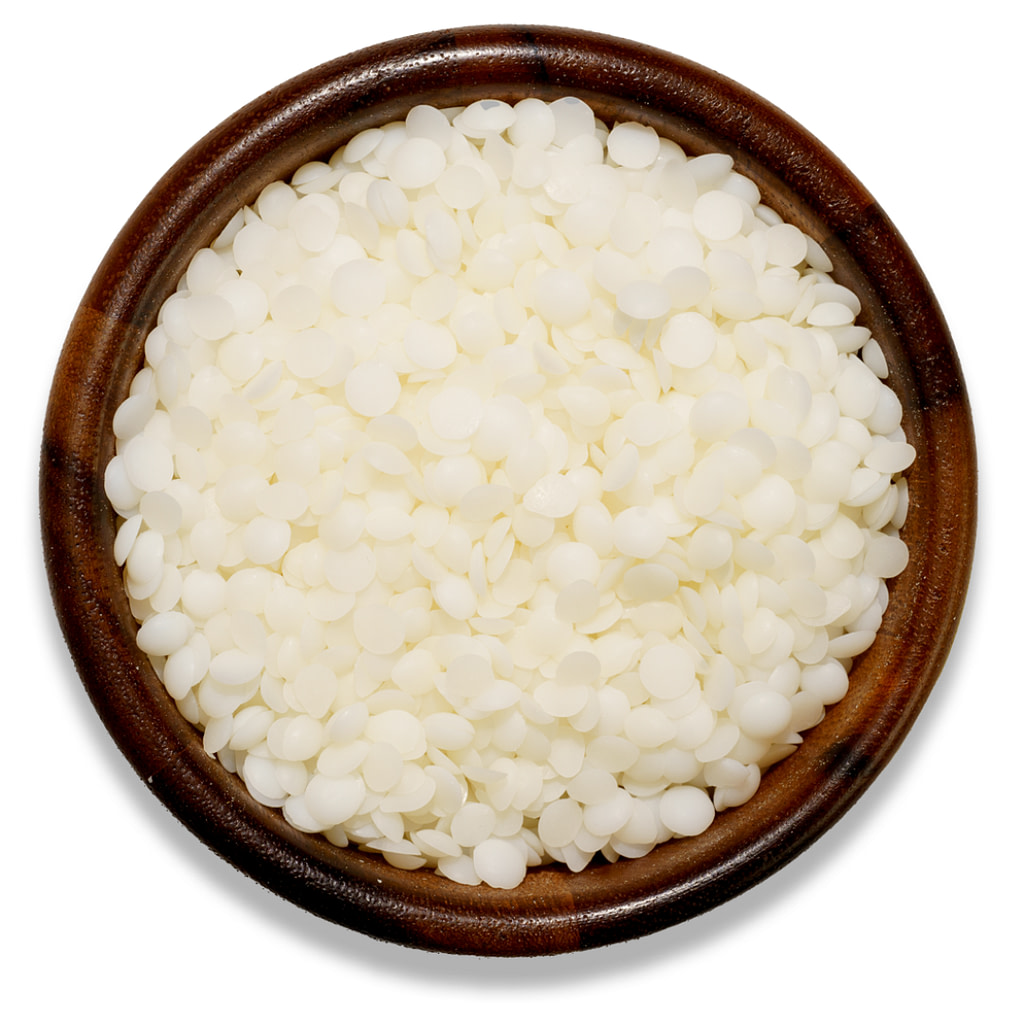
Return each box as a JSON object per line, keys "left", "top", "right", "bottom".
{"left": 7, "top": 2, "right": 1017, "bottom": 1019}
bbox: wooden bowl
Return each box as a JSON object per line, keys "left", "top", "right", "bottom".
{"left": 40, "top": 25, "right": 976, "bottom": 956}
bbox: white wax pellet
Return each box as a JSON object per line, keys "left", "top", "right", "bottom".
{"left": 566, "top": 767, "right": 617, "bottom": 805}
{"left": 362, "top": 742, "right": 404, "bottom": 792}
{"left": 425, "top": 454, "right": 486, "bottom": 508}
{"left": 827, "top": 629, "right": 877, "bottom": 660}
{"left": 293, "top": 664, "right": 338, "bottom": 718}
{"left": 538, "top": 798, "right": 584, "bottom": 849}
{"left": 330, "top": 258, "right": 386, "bottom": 317}
{"left": 304, "top": 775, "right": 366, "bottom": 828}
{"left": 386, "top": 137, "right": 447, "bottom": 190}
{"left": 344, "top": 361, "right": 401, "bottom": 418}
{"left": 548, "top": 96, "right": 596, "bottom": 146}
{"left": 112, "top": 393, "right": 156, "bottom": 440}
{"left": 406, "top": 103, "right": 454, "bottom": 144}
{"left": 741, "top": 475, "right": 797, "bottom": 534}
{"left": 366, "top": 178, "right": 409, "bottom": 228}
{"left": 624, "top": 705, "right": 676, "bottom": 748}
{"left": 424, "top": 711, "right": 476, "bottom": 750}
{"left": 434, "top": 573, "right": 478, "bottom": 620}
{"left": 423, "top": 209, "right": 463, "bottom": 271}
{"left": 606, "top": 121, "right": 661, "bottom": 169}
{"left": 270, "top": 284, "right": 320, "bottom": 331}
{"left": 835, "top": 356, "right": 882, "bottom": 419}
{"left": 209, "top": 648, "right": 263, "bottom": 688}
{"left": 601, "top": 443, "right": 639, "bottom": 492}
{"left": 531, "top": 267, "right": 591, "bottom": 327}
{"left": 428, "top": 387, "right": 484, "bottom": 441}
{"left": 523, "top": 473, "right": 580, "bottom": 519}
{"left": 659, "top": 785, "right": 716, "bottom": 836}
{"left": 284, "top": 328, "right": 334, "bottom": 380}
{"left": 865, "top": 439, "right": 915, "bottom": 475}
{"left": 865, "top": 387, "right": 904, "bottom": 437}
{"left": 458, "top": 484, "right": 514, "bottom": 522}
{"left": 122, "top": 433, "right": 174, "bottom": 493}
{"left": 136, "top": 611, "right": 192, "bottom": 657}
{"left": 450, "top": 803, "right": 497, "bottom": 848}
{"left": 622, "top": 563, "right": 677, "bottom": 602}
{"left": 535, "top": 678, "right": 591, "bottom": 718}
{"left": 612, "top": 506, "right": 668, "bottom": 559}
{"left": 821, "top": 514, "right": 865, "bottom": 560}
{"left": 692, "top": 190, "right": 745, "bottom": 241}
{"left": 611, "top": 193, "right": 661, "bottom": 253}
{"left": 864, "top": 533, "right": 910, "bottom": 578}
{"left": 324, "top": 543, "right": 376, "bottom": 593}
{"left": 113, "top": 514, "right": 143, "bottom": 566}
{"left": 125, "top": 529, "right": 164, "bottom": 584}
{"left": 617, "top": 279, "right": 671, "bottom": 321}
{"left": 622, "top": 401, "right": 674, "bottom": 447}
{"left": 639, "top": 643, "right": 697, "bottom": 700}
{"left": 163, "top": 646, "right": 201, "bottom": 701}
{"left": 736, "top": 687, "right": 792, "bottom": 738}
{"left": 690, "top": 390, "right": 749, "bottom": 443}
{"left": 557, "top": 650, "right": 602, "bottom": 688}
{"left": 765, "top": 222, "right": 808, "bottom": 267}
{"left": 257, "top": 481, "right": 309, "bottom": 522}
{"left": 185, "top": 293, "right": 235, "bottom": 341}
{"left": 558, "top": 385, "right": 611, "bottom": 428}
{"left": 361, "top": 441, "right": 413, "bottom": 477}
{"left": 365, "top": 709, "right": 426, "bottom": 759}
{"left": 546, "top": 542, "right": 601, "bottom": 589}
{"left": 646, "top": 226, "right": 704, "bottom": 277}
{"left": 583, "top": 790, "right": 634, "bottom": 838}
{"left": 554, "top": 580, "right": 601, "bottom": 624}
{"left": 403, "top": 320, "right": 457, "bottom": 369}
{"left": 353, "top": 605, "right": 406, "bottom": 655}
{"left": 660, "top": 312, "right": 717, "bottom": 368}
{"left": 181, "top": 569, "right": 227, "bottom": 620}
{"left": 687, "top": 524, "right": 733, "bottom": 570}
{"left": 455, "top": 99, "right": 517, "bottom": 136}
{"left": 436, "top": 163, "right": 486, "bottom": 211}
{"left": 289, "top": 192, "right": 341, "bottom": 251}
{"left": 140, "top": 490, "right": 183, "bottom": 535}
{"left": 242, "top": 516, "right": 291, "bottom": 565}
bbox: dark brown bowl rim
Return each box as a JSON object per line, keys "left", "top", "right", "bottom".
{"left": 40, "top": 25, "right": 976, "bottom": 956}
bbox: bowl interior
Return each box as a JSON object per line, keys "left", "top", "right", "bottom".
{"left": 40, "top": 25, "right": 976, "bottom": 956}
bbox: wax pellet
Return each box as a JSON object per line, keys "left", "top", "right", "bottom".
{"left": 344, "top": 361, "right": 401, "bottom": 418}
{"left": 531, "top": 267, "right": 591, "bottom": 326}
{"left": 617, "top": 279, "right": 671, "bottom": 321}
{"left": 330, "top": 258, "right": 387, "bottom": 317}
{"left": 612, "top": 507, "right": 668, "bottom": 559}
{"left": 555, "top": 580, "right": 601, "bottom": 624}
{"left": 639, "top": 643, "right": 697, "bottom": 701}
{"left": 403, "top": 320, "right": 457, "bottom": 369}
{"left": 659, "top": 785, "right": 716, "bottom": 836}
{"left": 434, "top": 573, "right": 478, "bottom": 620}
{"left": 122, "top": 433, "right": 174, "bottom": 493}
{"left": 524, "top": 474, "right": 579, "bottom": 519}
{"left": 136, "top": 611, "right": 192, "bottom": 657}
{"left": 429, "top": 387, "right": 484, "bottom": 441}
{"left": 353, "top": 605, "right": 406, "bottom": 656}
{"left": 386, "top": 137, "right": 447, "bottom": 189}
{"left": 693, "top": 190, "right": 745, "bottom": 241}
{"left": 606, "top": 121, "right": 660, "bottom": 169}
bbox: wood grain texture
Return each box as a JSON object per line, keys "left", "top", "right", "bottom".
{"left": 40, "top": 25, "right": 976, "bottom": 956}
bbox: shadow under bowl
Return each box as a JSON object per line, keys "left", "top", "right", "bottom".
{"left": 40, "top": 25, "right": 976, "bottom": 956}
